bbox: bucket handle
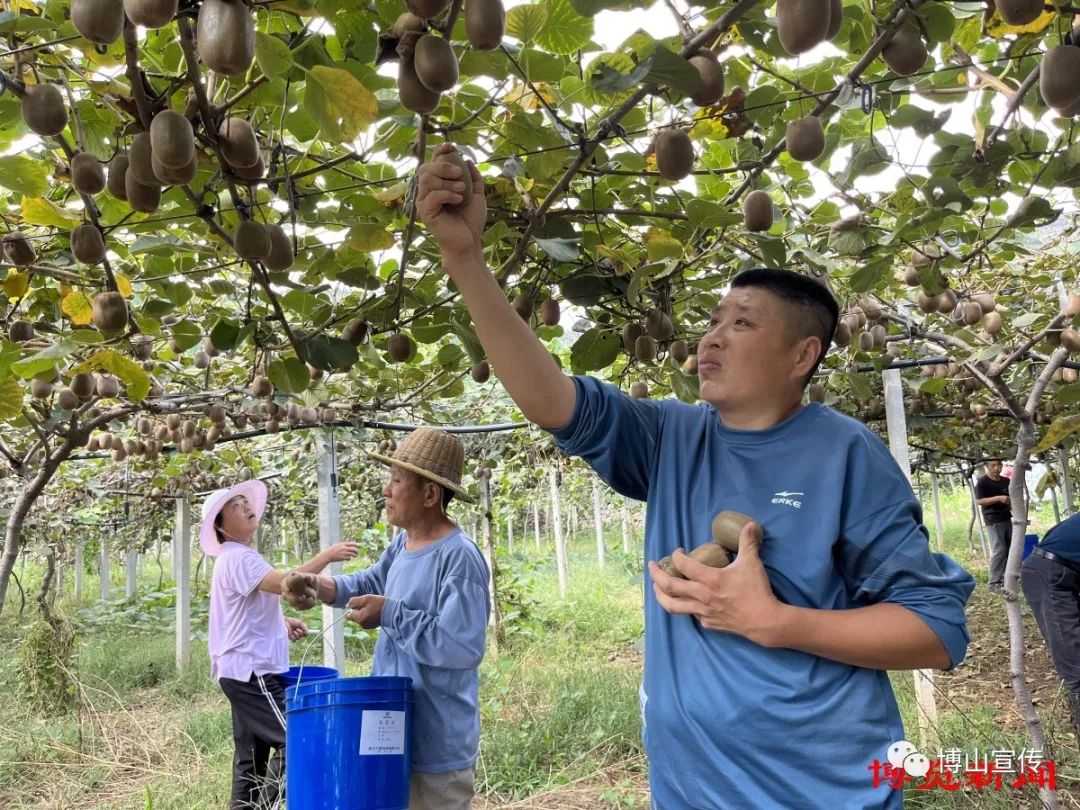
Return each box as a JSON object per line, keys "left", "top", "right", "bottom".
{"left": 291, "top": 609, "right": 349, "bottom": 701}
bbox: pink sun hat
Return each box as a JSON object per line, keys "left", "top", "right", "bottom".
{"left": 199, "top": 479, "right": 268, "bottom": 557}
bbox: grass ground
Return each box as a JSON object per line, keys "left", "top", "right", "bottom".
{"left": 1, "top": 484, "right": 1078, "bottom": 809}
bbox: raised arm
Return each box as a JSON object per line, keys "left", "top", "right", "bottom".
{"left": 416, "top": 143, "right": 576, "bottom": 430}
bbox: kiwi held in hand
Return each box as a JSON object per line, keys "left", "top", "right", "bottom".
{"left": 465, "top": 0, "right": 505, "bottom": 51}
{"left": 434, "top": 148, "right": 472, "bottom": 208}
{"left": 652, "top": 129, "right": 694, "bottom": 181}
{"left": 658, "top": 542, "right": 733, "bottom": 580}
{"left": 711, "top": 510, "right": 760, "bottom": 552}
{"left": 20, "top": 84, "right": 68, "bottom": 137}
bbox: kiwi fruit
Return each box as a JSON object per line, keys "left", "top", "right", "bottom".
{"left": 234, "top": 220, "right": 272, "bottom": 260}
{"left": 688, "top": 52, "right": 724, "bottom": 106}
{"left": 470, "top": 360, "right": 490, "bottom": 383}
{"left": 903, "top": 265, "right": 920, "bottom": 286}
{"left": 128, "top": 133, "right": 158, "bottom": 186}
{"left": 808, "top": 382, "right": 826, "bottom": 402}
{"left": 123, "top": 0, "right": 178, "bottom": 27}
{"left": 513, "top": 293, "right": 534, "bottom": 321}
{"left": 413, "top": 35, "right": 459, "bottom": 93}
{"left": 218, "top": 117, "right": 260, "bottom": 169}
{"left": 259, "top": 223, "right": 293, "bottom": 271}
{"left": 150, "top": 110, "right": 195, "bottom": 170}
{"left": 539, "top": 299, "right": 560, "bottom": 326}
{"left": 300, "top": 406, "right": 318, "bottom": 424}
{"left": 434, "top": 149, "right": 472, "bottom": 207}
{"left": 669, "top": 339, "right": 689, "bottom": 364}
{"left": 916, "top": 291, "right": 938, "bottom": 313}
{"left": 92, "top": 291, "right": 128, "bottom": 332}
{"left": 1043, "top": 47, "right": 1080, "bottom": 112}
{"left": 152, "top": 154, "right": 197, "bottom": 186}
{"left": 407, "top": 0, "right": 450, "bottom": 17}
{"left": 96, "top": 373, "right": 120, "bottom": 398}
{"left": 743, "top": 190, "right": 773, "bottom": 232}
{"left": 622, "top": 323, "right": 644, "bottom": 353}
{"left": 997, "top": 0, "right": 1043, "bottom": 26}
{"left": 634, "top": 334, "right": 657, "bottom": 362}
{"left": 342, "top": 319, "right": 369, "bottom": 346}
{"left": 126, "top": 174, "right": 162, "bottom": 213}
{"left": 20, "top": 84, "right": 68, "bottom": 137}
{"left": 659, "top": 542, "right": 733, "bottom": 579}
{"left": 107, "top": 156, "right": 130, "bottom": 200}
{"left": 971, "top": 292, "right": 996, "bottom": 313}
{"left": 71, "top": 0, "right": 124, "bottom": 45}
{"left": 653, "top": 128, "right": 694, "bottom": 181}
{"left": 181, "top": 419, "right": 197, "bottom": 438}
{"left": 70, "top": 152, "right": 106, "bottom": 195}
{"left": 935, "top": 289, "right": 957, "bottom": 314}
{"left": 882, "top": 28, "right": 927, "bottom": 77}
{"left": 70, "top": 372, "right": 95, "bottom": 399}
{"left": 645, "top": 308, "right": 674, "bottom": 341}
{"left": 71, "top": 223, "right": 107, "bottom": 265}
{"left": 961, "top": 301, "right": 983, "bottom": 326}
{"left": 8, "top": 321, "right": 34, "bottom": 342}
{"left": 57, "top": 388, "right": 80, "bottom": 410}
{"left": 911, "top": 242, "right": 940, "bottom": 268}
{"left": 785, "top": 116, "right": 825, "bottom": 162}
{"left": 711, "top": 510, "right": 759, "bottom": 552}
{"left": 1066, "top": 368, "right": 1080, "bottom": 384}
{"left": 393, "top": 11, "right": 425, "bottom": 36}
{"left": 857, "top": 331, "right": 873, "bottom": 352}
{"left": 233, "top": 154, "right": 266, "bottom": 181}
{"left": 3, "top": 233, "right": 37, "bottom": 267}
{"left": 465, "top": 0, "right": 504, "bottom": 50}
{"left": 194, "top": 351, "right": 211, "bottom": 369}
{"left": 826, "top": 0, "right": 843, "bottom": 39}
{"left": 1062, "top": 328, "right": 1080, "bottom": 353}
{"left": 197, "top": 0, "right": 255, "bottom": 76}
{"left": 30, "top": 379, "right": 53, "bottom": 399}
{"left": 869, "top": 323, "right": 887, "bottom": 349}
{"left": 629, "top": 381, "right": 649, "bottom": 399}
{"left": 1056, "top": 96, "right": 1080, "bottom": 118}
{"left": 833, "top": 320, "right": 851, "bottom": 347}
{"left": 388, "top": 333, "right": 415, "bottom": 362}
{"left": 398, "top": 56, "right": 441, "bottom": 114}
{"left": 983, "top": 311, "right": 1003, "bottom": 336}
{"left": 777, "top": 0, "right": 830, "bottom": 55}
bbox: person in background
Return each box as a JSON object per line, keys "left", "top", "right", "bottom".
{"left": 975, "top": 458, "right": 1013, "bottom": 592}
{"left": 283, "top": 428, "right": 490, "bottom": 810}
{"left": 203, "top": 478, "right": 357, "bottom": 810}
{"left": 1022, "top": 511, "right": 1080, "bottom": 740}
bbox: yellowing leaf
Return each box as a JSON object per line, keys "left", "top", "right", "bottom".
{"left": 4, "top": 271, "right": 29, "bottom": 300}
{"left": 987, "top": 9, "right": 1055, "bottom": 38}
{"left": 374, "top": 182, "right": 408, "bottom": 208}
{"left": 304, "top": 66, "right": 378, "bottom": 143}
{"left": 0, "top": 377, "right": 23, "bottom": 421}
{"left": 645, "top": 227, "right": 683, "bottom": 262}
{"left": 1032, "top": 414, "right": 1080, "bottom": 454}
{"left": 115, "top": 273, "right": 132, "bottom": 298}
{"left": 347, "top": 224, "right": 395, "bottom": 252}
{"left": 61, "top": 290, "right": 94, "bottom": 325}
{"left": 21, "top": 196, "right": 80, "bottom": 228}
{"left": 72, "top": 349, "right": 150, "bottom": 401}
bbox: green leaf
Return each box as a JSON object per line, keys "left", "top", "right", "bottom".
{"left": 838, "top": 137, "right": 890, "bottom": 186}
{"left": 685, "top": 199, "right": 742, "bottom": 229}
{"left": 570, "top": 328, "right": 619, "bottom": 374}
{"left": 0, "top": 155, "right": 48, "bottom": 197}
{"left": 269, "top": 357, "right": 310, "bottom": 394}
{"left": 1033, "top": 414, "right": 1080, "bottom": 454}
{"left": 849, "top": 258, "right": 892, "bottom": 293}
{"left": 1056, "top": 384, "right": 1080, "bottom": 406}
{"left": 256, "top": 32, "right": 295, "bottom": 77}
{"left": 170, "top": 320, "right": 202, "bottom": 352}
{"left": 12, "top": 340, "right": 74, "bottom": 379}
{"left": 669, "top": 365, "right": 698, "bottom": 403}
{"left": 0, "top": 339, "right": 21, "bottom": 381}
{"left": 642, "top": 45, "right": 702, "bottom": 99}
{"left": 0, "top": 377, "right": 22, "bottom": 421}
{"left": 536, "top": 0, "right": 593, "bottom": 55}
{"left": 72, "top": 350, "right": 150, "bottom": 401}
{"left": 1012, "top": 312, "right": 1041, "bottom": 328}
{"left": 534, "top": 236, "right": 580, "bottom": 262}
{"left": 283, "top": 290, "right": 324, "bottom": 319}
{"left": 451, "top": 319, "right": 485, "bottom": 363}
{"left": 922, "top": 176, "right": 973, "bottom": 212}
{"left": 304, "top": 65, "right": 378, "bottom": 143}
{"left": 506, "top": 4, "right": 549, "bottom": 42}
{"left": 589, "top": 54, "right": 651, "bottom": 94}
{"left": 302, "top": 335, "right": 359, "bottom": 371}
{"left": 210, "top": 318, "right": 241, "bottom": 352}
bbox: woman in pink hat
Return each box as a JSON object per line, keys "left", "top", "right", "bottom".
{"left": 202, "top": 478, "right": 358, "bottom": 810}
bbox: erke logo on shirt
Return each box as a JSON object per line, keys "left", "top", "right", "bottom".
{"left": 771, "top": 491, "right": 804, "bottom": 508}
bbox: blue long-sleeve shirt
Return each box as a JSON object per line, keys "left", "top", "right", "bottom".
{"left": 333, "top": 527, "right": 490, "bottom": 773}
{"left": 550, "top": 376, "right": 975, "bottom": 809}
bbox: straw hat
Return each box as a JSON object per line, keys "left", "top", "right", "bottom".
{"left": 367, "top": 428, "right": 475, "bottom": 503}
{"left": 199, "top": 479, "right": 268, "bottom": 557}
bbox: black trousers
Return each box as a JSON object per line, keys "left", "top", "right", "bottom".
{"left": 1021, "top": 553, "right": 1080, "bottom": 735}
{"left": 219, "top": 673, "right": 287, "bottom": 810}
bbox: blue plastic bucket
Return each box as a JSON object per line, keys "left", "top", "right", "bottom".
{"left": 1023, "top": 533, "right": 1039, "bottom": 561}
{"left": 286, "top": 676, "right": 413, "bottom": 810}
{"left": 280, "top": 665, "right": 339, "bottom": 703}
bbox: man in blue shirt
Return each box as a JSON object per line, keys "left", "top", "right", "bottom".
{"left": 1022, "top": 512, "right": 1080, "bottom": 740}
{"left": 284, "top": 428, "right": 489, "bottom": 810}
{"left": 415, "top": 145, "right": 975, "bottom": 808}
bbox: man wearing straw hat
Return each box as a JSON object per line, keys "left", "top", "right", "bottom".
{"left": 283, "top": 428, "right": 490, "bottom": 810}
{"left": 203, "top": 478, "right": 358, "bottom": 810}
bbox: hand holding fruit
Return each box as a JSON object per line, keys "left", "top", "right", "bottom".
{"left": 282, "top": 572, "right": 318, "bottom": 610}
{"left": 657, "top": 510, "right": 756, "bottom": 578}
{"left": 345, "top": 594, "right": 386, "bottom": 629}
{"left": 416, "top": 143, "right": 486, "bottom": 260}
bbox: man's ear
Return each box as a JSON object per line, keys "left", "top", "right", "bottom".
{"left": 793, "top": 335, "right": 821, "bottom": 379}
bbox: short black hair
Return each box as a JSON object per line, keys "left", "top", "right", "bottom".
{"left": 730, "top": 268, "right": 839, "bottom": 382}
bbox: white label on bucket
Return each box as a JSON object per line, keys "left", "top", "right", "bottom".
{"left": 358, "top": 710, "right": 406, "bottom": 756}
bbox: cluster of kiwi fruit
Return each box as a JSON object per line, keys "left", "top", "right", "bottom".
{"left": 69, "top": 0, "right": 177, "bottom": 45}
{"left": 833, "top": 297, "right": 893, "bottom": 353}
{"left": 32, "top": 371, "right": 120, "bottom": 413}
{"left": 233, "top": 220, "right": 294, "bottom": 270}
{"left": 621, "top": 308, "right": 694, "bottom": 397}
{"left": 657, "top": 510, "right": 760, "bottom": 578}
{"left": 395, "top": 0, "right": 505, "bottom": 114}
{"left": 898, "top": 245, "right": 1002, "bottom": 333}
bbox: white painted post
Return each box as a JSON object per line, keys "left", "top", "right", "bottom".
{"left": 533, "top": 502, "right": 541, "bottom": 553}
{"left": 593, "top": 479, "right": 606, "bottom": 569}
{"left": 1052, "top": 486, "right": 1061, "bottom": 524}
{"left": 550, "top": 471, "right": 569, "bottom": 597}
{"left": 175, "top": 497, "right": 192, "bottom": 671}
{"left": 99, "top": 535, "right": 110, "bottom": 602}
{"left": 125, "top": 548, "right": 138, "bottom": 599}
{"left": 930, "top": 473, "right": 945, "bottom": 552}
{"left": 969, "top": 475, "right": 992, "bottom": 562}
{"left": 1059, "top": 442, "right": 1075, "bottom": 516}
{"left": 507, "top": 515, "right": 514, "bottom": 555}
{"left": 74, "top": 542, "right": 83, "bottom": 603}
{"left": 621, "top": 505, "right": 630, "bottom": 554}
{"left": 480, "top": 475, "right": 498, "bottom": 632}
{"left": 883, "top": 368, "right": 939, "bottom": 750}
{"left": 55, "top": 551, "right": 64, "bottom": 602}
{"left": 316, "top": 431, "right": 346, "bottom": 673}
